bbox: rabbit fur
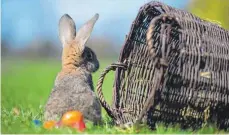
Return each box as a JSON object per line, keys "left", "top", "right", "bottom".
{"left": 44, "top": 13, "right": 102, "bottom": 124}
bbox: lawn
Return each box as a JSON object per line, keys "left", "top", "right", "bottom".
{"left": 1, "top": 58, "right": 228, "bottom": 134}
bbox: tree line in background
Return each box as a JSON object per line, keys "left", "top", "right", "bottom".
{"left": 1, "top": 37, "right": 120, "bottom": 60}
{"left": 188, "top": 0, "right": 229, "bottom": 30}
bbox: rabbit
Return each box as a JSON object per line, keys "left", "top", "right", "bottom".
{"left": 44, "top": 13, "right": 102, "bottom": 124}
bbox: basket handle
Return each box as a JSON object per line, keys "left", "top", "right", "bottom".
{"left": 135, "top": 66, "right": 164, "bottom": 126}
{"left": 96, "top": 62, "right": 127, "bottom": 119}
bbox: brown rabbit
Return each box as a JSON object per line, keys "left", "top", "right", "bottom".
{"left": 44, "top": 13, "right": 101, "bottom": 124}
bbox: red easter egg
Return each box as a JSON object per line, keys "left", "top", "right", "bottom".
{"left": 55, "top": 120, "right": 63, "bottom": 128}
{"left": 72, "top": 121, "right": 86, "bottom": 132}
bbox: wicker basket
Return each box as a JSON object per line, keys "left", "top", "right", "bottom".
{"left": 96, "top": 1, "right": 229, "bottom": 129}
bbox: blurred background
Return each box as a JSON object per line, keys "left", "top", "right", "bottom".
{"left": 2, "top": 0, "right": 229, "bottom": 60}
{"left": 1, "top": 0, "right": 229, "bottom": 133}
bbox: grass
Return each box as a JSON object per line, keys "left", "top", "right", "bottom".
{"left": 1, "top": 58, "right": 228, "bottom": 134}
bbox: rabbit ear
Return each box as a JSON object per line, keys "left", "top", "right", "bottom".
{"left": 59, "top": 14, "right": 76, "bottom": 46}
{"left": 75, "top": 13, "right": 99, "bottom": 51}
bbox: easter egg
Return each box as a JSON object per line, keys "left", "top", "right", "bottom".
{"left": 33, "top": 119, "right": 42, "bottom": 126}
{"left": 43, "top": 120, "right": 56, "bottom": 129}
{"left": 72, "top": 121, "right": 86, "bottom": 132}
{"left": 55, "top": 120, "right": 63, "bottom": 128}
{"left": 61, "top": 111, "right": 84, "bottom": 126}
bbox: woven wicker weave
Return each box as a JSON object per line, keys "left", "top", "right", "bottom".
{"left": 96, "top": 1, "right": 229, "bottom": 129}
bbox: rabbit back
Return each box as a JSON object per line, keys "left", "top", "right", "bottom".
{"left": 44, "top": 73, "right": 101, "bottom": 123}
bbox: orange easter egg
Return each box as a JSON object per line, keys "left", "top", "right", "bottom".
{"left": 43, "top": 120, "right": 56, "bottom": 129}
{"left": 61, "top": 111, "right": 84, "bottom": 126}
